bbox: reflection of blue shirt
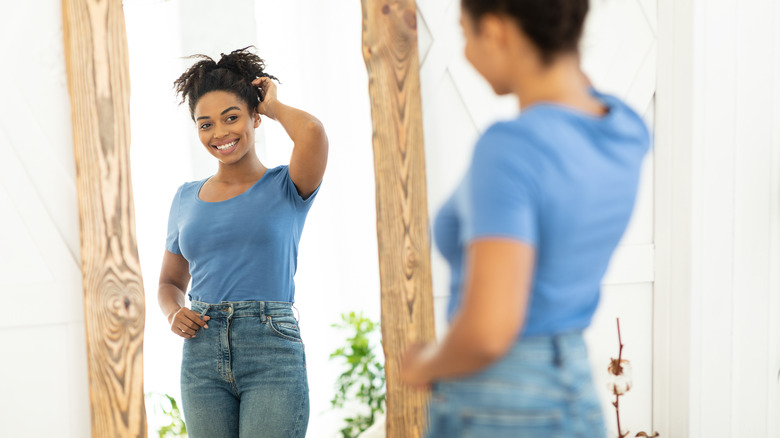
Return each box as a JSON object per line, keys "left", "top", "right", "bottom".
{"left": 433, "top": 91, "right": 650, "bottom": 336}
{"left": 166, "top": 165, "right": 318, "bottom": 304}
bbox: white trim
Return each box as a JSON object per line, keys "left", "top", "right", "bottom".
{"left": 768, "top": 1, "right": 780, "bottom": 435}
{"left": 654, "top": 0, "right": 699, "bottom": 436}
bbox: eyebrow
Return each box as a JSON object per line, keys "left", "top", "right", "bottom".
{"left": 196, "top": 106, "right": 241, "bottom": 121}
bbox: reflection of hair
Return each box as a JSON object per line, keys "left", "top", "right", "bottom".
{"left": 174, "top": 46, "right": 279, "bottom": 120}
{"left": 461, "top": 0, "right": 588, "bottom": 63}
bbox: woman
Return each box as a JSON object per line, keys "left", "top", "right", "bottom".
{"left": 400, "top": 1, "right": 649, "bottom": 436}
{"left": 158, "top": 47, "right": 327, "bottom": 438}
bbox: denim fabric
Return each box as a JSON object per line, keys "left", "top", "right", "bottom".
{"left": 181, "top": 300, "right": 309, "bottom": 438}
{"left": 427, "top": 332, "right": 605, "bottom": 438}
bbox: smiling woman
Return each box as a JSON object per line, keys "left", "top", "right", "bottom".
{"left": 158, "top": 47, "right": 328, "bottom": 437}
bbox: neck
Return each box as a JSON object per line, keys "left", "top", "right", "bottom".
{"left": 214, "top": 148, "right": 266, "bottom": 183}
{"left": 511, "top": 55, "right": 600, "bottom": 114}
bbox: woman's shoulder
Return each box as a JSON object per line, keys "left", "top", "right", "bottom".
{"left": 180, "top": 178, "right": 208, "bottom": 192}
{"left": 169, "top": 178, "right": 209, "bottom": 202}
{"left": 471, "top": 120, "right": 546, "bottom": 182}
{"left": 256, "top": 165, "right": 290, "bottom": 187}
{"left": 475, "top": 118, "right": 546, "bottom": 161}
{"left": 265, "top": 164, "right": 288, "bottom": 177}
{"left": 588, "top": 90, "right": 651, "bottom": 142}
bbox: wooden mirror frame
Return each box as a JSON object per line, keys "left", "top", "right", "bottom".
{"left": 62, "top": 0, "right": 146, "bottom": 436}
{"left": 63, "top": 0, "right": 435, "bottom": 436}
{"left": 361, "top": 1, "right": 436, "bottom": 437}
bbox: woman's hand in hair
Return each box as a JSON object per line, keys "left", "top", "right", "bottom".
{"left": 253, "top": 76, "right": 279, "bottom": 120}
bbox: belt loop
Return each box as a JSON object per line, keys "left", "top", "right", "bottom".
{"left": 292, "top": 304, "right": 300, "bottom": 323}
{"left": 552, "top": 335, "right": 563, "bottom": 368}
{"left": 258, "top": 301, "right": 266, "bottom": 320}
{"left": 198, "top": 303, "right": 210, "bottom": 318}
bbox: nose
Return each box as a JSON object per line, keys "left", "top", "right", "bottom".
{"left": 213, "top": 125, "right": 229, "bottom": 140}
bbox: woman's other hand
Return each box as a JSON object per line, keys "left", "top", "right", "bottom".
{"left": 253, "top": 76, "right": 279, "bottom": 119}
{"left": 400, "top": 342, "right": 436, "bottom": 389}
{"left": 168, "top": 307, "right": 210, "bottom": 339}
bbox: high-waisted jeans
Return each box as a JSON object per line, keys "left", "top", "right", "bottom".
{"left": 181, "top": 300, "right": 309, "bottom": 438}
{"left": 426, "top": 331, "right": 605, "bottom": 438}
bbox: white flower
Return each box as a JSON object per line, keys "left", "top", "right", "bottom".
{"left": 606, "top": 359, "right": 633, "bottom": 395}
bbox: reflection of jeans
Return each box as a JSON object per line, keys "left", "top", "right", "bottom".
{"left": 427, "top": 332, "right": 605, "bottom": 438}
{"left": 181, "top": 300, "right": 309, "bottom": 438}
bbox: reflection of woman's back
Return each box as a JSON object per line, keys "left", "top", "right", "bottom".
{"left": 435, "top": 98, "right": 648, "bottom": 331}
{"left": 157, "top": 47, "right": 328, "bottom": 438}
{"left": 400, "top": 1, "right": 649, "bottom": 437}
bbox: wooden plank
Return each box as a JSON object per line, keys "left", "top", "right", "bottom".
{"left": 61, "top": 0, "right": 147, "bottom": 436}
{"left": 360, "top": 1, "right": 436, "bottom": 436}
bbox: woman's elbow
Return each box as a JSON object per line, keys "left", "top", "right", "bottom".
{"left": 472, "top": 323, "right": 520, "bottom": 362}
{"left": 304, "top": 119, "right": 326, "bottom": 140}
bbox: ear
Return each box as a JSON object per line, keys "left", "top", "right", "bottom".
{"left": 253, "top": 111, "right": 261, "bottom": 128}
{"left": 478, "top": 14, "right": 509, "bottom": 48}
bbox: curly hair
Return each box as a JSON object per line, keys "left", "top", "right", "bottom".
{"left": 461, "top": 0, "right": 589, "bottom": 64}
{"left": 173, "top": 46, "right": 279, "bottom": 120}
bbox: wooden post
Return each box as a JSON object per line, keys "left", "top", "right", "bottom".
{"left": 62, "top": 0, "right": 146, "bottom": 436}
{"left": 361, "top": 1, "right": 436, "bottom": 436}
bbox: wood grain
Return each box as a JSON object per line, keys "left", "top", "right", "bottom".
{"left": 361, "top": 1, "right": 436, "bottom": 436}
{"left": 61, "top": 0, "right": 147, "bottom": 436}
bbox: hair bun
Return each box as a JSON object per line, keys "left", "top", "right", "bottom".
{"left": 216, "top": 46, "right": 278, "bottom": 82}
{"left": 174, "top": 46, "right": 279, "bottom": 120}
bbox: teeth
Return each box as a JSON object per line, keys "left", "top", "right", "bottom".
{"left": 216, "top": 140, "right": 237, "bottom": 150}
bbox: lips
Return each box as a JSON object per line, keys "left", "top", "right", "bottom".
{"left": 212, "top": 139, "right": 239, "bottom": 155}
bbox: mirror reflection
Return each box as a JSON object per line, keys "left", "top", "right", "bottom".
{"left": 125, "top": 1, "right": 380, "bottom": 436}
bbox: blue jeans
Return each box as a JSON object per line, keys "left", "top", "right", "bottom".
{"left": 181, "top": 301, "right": 309, "bottom": 438}
{"left": 427, "top": 332, "right": 605, "bottom": 438}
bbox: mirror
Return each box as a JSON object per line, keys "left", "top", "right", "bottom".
{"left": 124, "top": 1, "right": 381, "bottom": 436}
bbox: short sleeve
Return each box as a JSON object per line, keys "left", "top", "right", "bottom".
{"left": 165, "top": 185, "right": 183, "bottom": 254}
{"left": 280, "top": 165, "right": 320, "bottom": 210}
{"left": 465, "top": 123, "right": 540, "bottom": 246}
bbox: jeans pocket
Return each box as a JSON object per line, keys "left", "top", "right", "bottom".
{"left": 266, "top": 315, "right": 302, "bottom": 343}
{"left": 460, "top": 409, "right": 564, "bottom": 438}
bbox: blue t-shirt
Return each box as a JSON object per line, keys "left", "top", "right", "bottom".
{"left": 166, "top": 165, "right": 318, "bottom": 304}
{"left": 433, "top": 91, "right": 650, "bottom": 336}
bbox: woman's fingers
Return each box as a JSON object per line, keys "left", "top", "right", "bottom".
{"left": 253, "top": 77, "right": 279, "bottom": 118}
{"left": 174, "top": 324, "right": 196, "bottom": 336}
{"left": 183, "top": 308, "right": 209, "bottom": 328}
{"left": 170, "top": 307, "right": 210, "bottom": 338}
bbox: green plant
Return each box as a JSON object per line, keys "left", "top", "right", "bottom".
{"left": 329, "top": 312, "right": 386, "bottom": 438}
{"left": 145, "top": 392, "right": 187, "bottom": 438}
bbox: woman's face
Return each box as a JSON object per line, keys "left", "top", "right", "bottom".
{"left": 461, "top": 10, "right": 512, "bottom": 95}
{"left": 193, "top": 90, "right": 260, "bottom": 165}
{"left": 460, "top": 9, "right": 538, "bottom": 96}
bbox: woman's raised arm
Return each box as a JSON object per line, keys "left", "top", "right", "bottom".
{"left": 253, "top": 77, "right": 328, "bottom": 198}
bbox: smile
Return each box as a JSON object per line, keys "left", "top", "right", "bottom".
{"left": 213, "top": 139, "right": 238, "bottom": 150}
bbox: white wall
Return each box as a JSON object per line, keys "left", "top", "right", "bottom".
{"left": 655, "top": 0, "right": 780, "bottom": 436}
{"left": 0, "top": 0, "right": 90, "bottom": 437}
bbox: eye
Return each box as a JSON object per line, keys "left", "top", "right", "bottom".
{"left": 199, "top": 122, "right": 212, "bottom": 130}
{"left": 226, "top": 115, "right": 238, "bottom": 122}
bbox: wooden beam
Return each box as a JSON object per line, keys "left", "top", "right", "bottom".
{"left": 361, "top": 1, "right": 436, "bottom": 437}
{"left": 62, "top": 0, "right": 146, "bottom": 436}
